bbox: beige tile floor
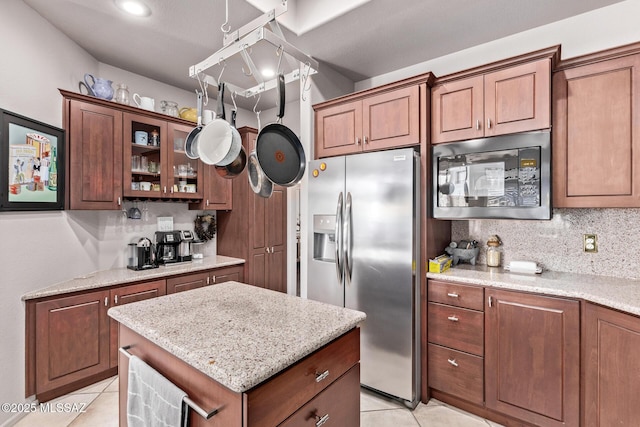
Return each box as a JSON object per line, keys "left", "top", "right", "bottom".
{"left": 13, "top": 377, "right": 503, "bottom": 426}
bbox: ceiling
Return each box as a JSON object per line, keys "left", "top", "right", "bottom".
{"left": 23, "top": 0, "right": 623, "bottom": 109}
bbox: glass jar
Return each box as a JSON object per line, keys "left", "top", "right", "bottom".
{"left": 114, "top": 83, "right": 130, "bottom": 105}
{"left": 160, "top": 100, "right": 179, "bottom": 117}
{"left": 486, "top": 235, "right": 502, "bottom": 267}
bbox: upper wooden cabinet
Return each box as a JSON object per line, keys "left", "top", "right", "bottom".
{"left": 553, "top": 43, "right": 640, "bottom": 207}
{"left": 314, "top": 74, "right": 432, "bottom": 158}
{"left": 432, "top": 48, "right": 557, "bottom": 144}
{"left": 65, "top": 99, "right": 123, "bottom": 210}
{"left": 61, "top": 90, "right": 229, "bottom": 209}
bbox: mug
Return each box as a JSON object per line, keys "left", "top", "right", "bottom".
{"left": 202, "top": 109, "right": 216, "bottom": 124}
{"left": 140, "top": 181, "right": 151, "bottom": 191}
{"left": 179, "top": 180, "right": 187, "bottom": 192}
{"left": 134, "top": 131, "right": 148, "bottom": 145}
{"left": 131, "top": 182, "right": 140, "bottom": 191}
{"left": 186, "top": 184, "right": 196, "bottom": 193}
{"left": 133, "top": 93, "right": 155, "bottom": 111}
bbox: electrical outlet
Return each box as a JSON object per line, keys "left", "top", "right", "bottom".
{"left": 584, "top": 234, "right": 598, "bottom": 253}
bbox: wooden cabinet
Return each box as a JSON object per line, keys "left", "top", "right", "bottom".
{"left": 427, "top": 280, "right": 484, "bottom": 405}
{"left": 314, "top": 74, "right": 431, "bottom": 159}
{"left": 432, "top": 49, "right": 557, "bottom": 144}
{"left": 61, "top": 90, "right": 225, "bottom": 208}
{"left": 584, "top": 303, "right": 640, "bottom": 426}
{"left": 109, "top": 280, "right": 166, "bottom": 367}
{"left": 553, "top": 45, "right": 640, "bottom": 207}
{"left": 65, "top": 99, "right": 123, "bottom": 210}
{"left": 34, "top": 289, "right": 111, "bottom": 398}
{"left": 485, "top": 288, "right": 580, "bottom": 427}
{"left": 167, "top": 271, "right": 209, "bottom": 294}
{"left": 210, "top": 264, "right": 244, "bottom": 284}
{"left": 217, "top": 128, "right": 287, "bottom": 293}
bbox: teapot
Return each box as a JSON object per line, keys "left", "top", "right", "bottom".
{"left": 179, "top": 107, "right": 198, "bottom": 123}
{"left": 81, "top": 73, "right": 114, "bottom": 100}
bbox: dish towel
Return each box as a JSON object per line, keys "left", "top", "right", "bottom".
{"left": 127, "top": 355, "right": 188, "bottom": 427}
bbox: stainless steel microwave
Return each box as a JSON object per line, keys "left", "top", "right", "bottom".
{"left": 432, "top": 131, "right": 551, "bottom": 220}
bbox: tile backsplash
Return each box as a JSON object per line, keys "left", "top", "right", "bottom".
{"left": 451, "top": 208, "right": 640, "bottom": 280}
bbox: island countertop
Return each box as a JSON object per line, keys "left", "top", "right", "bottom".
{"left": 108, "top": 281, "right": 366, "bottom": 393}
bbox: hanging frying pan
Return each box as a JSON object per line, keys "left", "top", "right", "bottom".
{"left": 215, "top": 110, "right": 247, "bottom": 179}
{"left": 184, "top": 91, "right": 203, "bottom": 159}
{"left": 247, "top": 108, "right": 273, "bottom": 198}
{"left": 255, "top": 74, "right": 306, "bottom": 187}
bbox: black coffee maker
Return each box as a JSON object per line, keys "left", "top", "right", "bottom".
{"left": 127, "top": 237, "right": 158, "bottom": 270}
{"left": 155, "top": 231, "right": 181, "bottom": 264}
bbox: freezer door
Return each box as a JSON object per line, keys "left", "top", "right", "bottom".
{"left": 307, "top": 156, "right": 346, "bottom": 307}
{"left": 345, "top": 148, "right": 419, "bottom": 403}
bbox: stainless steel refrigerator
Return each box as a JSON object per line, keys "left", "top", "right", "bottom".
{"left": 307, "top": 147, "right": 420, "bottom": 407}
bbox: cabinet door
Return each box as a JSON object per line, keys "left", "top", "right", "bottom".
{"left": 484, "top": 58, "right": 551, "bottom": 136}
{"left": 35, "top": 290, "right": 110, "bottom": 394}
{"left": 210, "top": 265, "right": 244, "bottom": 284}
{"left": 553, "top": 54, "right": 640, "bottom": 207}
{"left": 109, "top": 280, "right": 166, "bottom": 367}
{"left": 363, "top": 85, "right": 420, "bottom": 150}
{"left": 266, "top": 186, "right": 287, "bottom": 293}
{"left": 431, "top": 75, "right": 484, "bottom": 143}
{"left": 485, "top": 289, "right": 579, "bottom": 427}
{"left": 123, "top": 112, "right": 165, "bottom": 198}
{"left": 190, "top": 162, "right": 232, "bottom": 210}
{"left": 166, "top": 272, "right": 209, "bottom": 294}
{"left": 68, "top": 100, "right": 123, "bottom": 209}
{"left": 166, "top": 122, "right": 203, "bottom": 200}
{"left": 315, "top": 100, "right": 363, "bottom": 158}
{"left": 584, "top": 303, "right": 640, "bottom": 426}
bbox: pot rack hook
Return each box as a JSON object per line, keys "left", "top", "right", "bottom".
{"left": 253, "top": 93, "right": 261, "bottom": 114}
{"left": 217, "top": 58, "right": 227, "bottom": 83}
{"left": 196, "top": 73, "right": 209, "bottom": 106}
{"left": 220, "top": 0, "right": 231, "bottom": 34}
{"left": 301, "top": 62, "right": 312, "bottom": 102}
{"left": 275, "top": 45, "right": 284, "bottom": 75}
{"left": 231, "top": 90, "right": 238, "bottom": 111}
{"left": 241, "top": 44, "right": 253, "bottom": 77}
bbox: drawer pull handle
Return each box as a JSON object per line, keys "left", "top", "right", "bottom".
{"left": 447, "top": 315, "right": 459, "bottom": 322}
{"left": 315, "top": 370, "right": 329, "bottom": 382}
{"left": 315, "top": 414, "right": 330, "bottom": 426}
{"left": 447, "top": 292, "right": 459, "bottom": 298}
{"left": 448, "top": 358, "right": 459, "bottom": 367}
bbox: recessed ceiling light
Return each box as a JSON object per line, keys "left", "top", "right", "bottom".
{"left": 261, "top": 69, "right": 275, "bottom": 78}
{"left": 115, "top": 0, "right": 151, "bottom": 17}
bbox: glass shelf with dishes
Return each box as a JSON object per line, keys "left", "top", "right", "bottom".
{"left": 123, "top": 114, "right": 165, "bottom": 198}
{"left": 166, "top": 123, "right": 202, "bottom": 199}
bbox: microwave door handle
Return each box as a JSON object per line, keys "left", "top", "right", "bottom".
{"left": 335, "top": 192, "right": 344, "bottom": 285}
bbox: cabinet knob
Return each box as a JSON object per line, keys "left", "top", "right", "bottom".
{"left": 447, "top": 315, "right": 459, "bottom": 322}
{"left": 315, "top": 414, "right": 330, "bottom": 427}
{"left": 447, "top": 292, "right": 459, "bottom": 298}
{"left": 315, "top": 369, "right": 329, "bottom": 382}
{"left": 206, "top": 200, "right": 210, "bottom": 207}
{"left": 163, "top": 186, "right": 167, "bottom": 194}
{"left": 355, "top": 137, "right": 360, "bottom": 145}
{"left": 117, "top": 197, "right": 121, "bottom": 206}
{"left": 476, "top": 119, "right": 481, "bottom": 130}
{"left": 363, "top": 135, "right": 368, "bottom": 145}
{"left": 212, "top": 275, "right": 216, "bottom": 283}
{"left": 487, "top": 118, "right": 492, "bottom": 129}
{"left": 114, "top": 295, "right": 118, "bottom": 305}
{"left": 447, "top": 358, "right": 459, "bottom": 367}
{"left": 104, "top": 297, "right": 108, "bottom": 307}
{"left": 206, "top": 276, "right": 210, "bottom": 285}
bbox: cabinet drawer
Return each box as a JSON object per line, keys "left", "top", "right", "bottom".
{"left": 428, "top": 343, "right": 484, "bottom": 405}
{"left": 246, "top": 328, "right": 360, "bottom": 427}
{"left": 428, "top": 280, "right": 484, "bottom": 311}
{"left": 279, "top": 364, "right": 360, "bottom": 427}
{"left": 428, "top": 303, "right": 484, "bottom": 356}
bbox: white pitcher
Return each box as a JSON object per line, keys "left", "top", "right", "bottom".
{"left": 133, "top": 93, "right": 155, "bottom": 111}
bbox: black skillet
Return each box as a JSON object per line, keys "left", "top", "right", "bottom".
{"left": 255, "top": 74, "right": 306, "bottom": 187}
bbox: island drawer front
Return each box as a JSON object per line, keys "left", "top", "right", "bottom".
{"left": 428, "top": 280, "right": 484, "bottom": 311}
{"left": 428, "top": 302, "right": 484, "bottom": 356}
{"left": 428, "top": 343, "right": 484, "bottom": 405}
{"left": 279, "top": 364, "right": 360, "bottom": 427}
{"left": 246, "top": 328, "right": 360, "bottom": 427}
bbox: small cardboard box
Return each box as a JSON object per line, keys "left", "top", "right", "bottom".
{"left": 429, "top": 255, "right": 452, "bottom": 273}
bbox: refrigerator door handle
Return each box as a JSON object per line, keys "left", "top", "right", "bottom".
{"left": 344, "top": 192, "right": 353, "bottom": 285}
{"left": 335, "top": 192, "right": 344, "bottom": 285}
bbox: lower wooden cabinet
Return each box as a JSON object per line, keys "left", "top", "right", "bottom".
{"left": 584, "top": 303, "right": 640, "bottom": 426}
{"left": 166, "top": 265, "right": 245, "bottom": 294}
{"left": 485, "top": 289, "right": 580, "bottom": 427}
{"left": 34, "top": 289, "right": 111, "bottom": 398}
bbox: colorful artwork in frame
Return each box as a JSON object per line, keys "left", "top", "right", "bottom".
{"left": 0, "top": 109, "right": 65, "bottom": 211}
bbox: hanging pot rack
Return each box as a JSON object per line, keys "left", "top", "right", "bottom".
{"left": 188, "top": 0, "right": 318, "bottom": 99}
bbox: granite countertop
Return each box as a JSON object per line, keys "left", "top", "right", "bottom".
{"left": 427, "top": 265, "right": 640, "bottom": 316}
{"left": 22, "top": 255, "right": 245, "bottom": 301}
{"left": 108, "top": 281, "right": 366, "bottom": 393}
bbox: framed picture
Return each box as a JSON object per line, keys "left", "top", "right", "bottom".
{"left": 0, "top": 109, "right": 65, "bottom": 211}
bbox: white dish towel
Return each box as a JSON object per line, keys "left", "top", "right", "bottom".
{"left": 127, "top": 355, "right": 188, "bottom": 427}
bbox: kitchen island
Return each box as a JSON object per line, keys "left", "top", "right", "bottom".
{"left": 108, "top": 281, "right": 366, "bottom": 426}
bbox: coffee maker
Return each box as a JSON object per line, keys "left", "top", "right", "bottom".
{"left": 178, "top": 230, "right": 195, "bottom": 262}
{"left": 127, "top": 237, "right": 158, "bottom": 270}
{"left": 155, "top": 231, "right": 181, "bottom": 264}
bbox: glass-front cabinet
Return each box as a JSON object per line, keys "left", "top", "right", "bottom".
{"left": 123, "top": 113, "right": 202, "bottom": 200}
